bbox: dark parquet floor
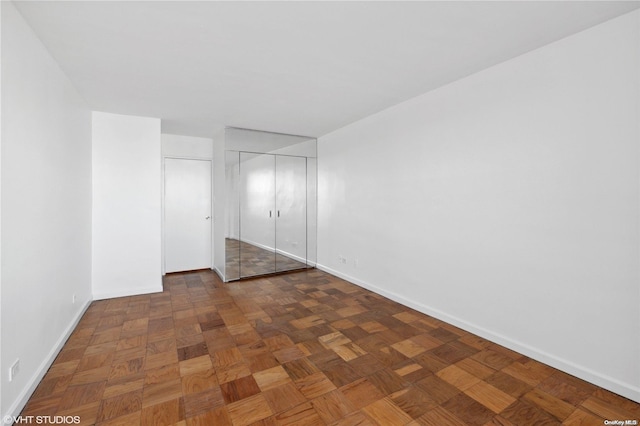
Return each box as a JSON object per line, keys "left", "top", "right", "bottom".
{"left": 20, "top": 269, "right": 640, "bottom": 425}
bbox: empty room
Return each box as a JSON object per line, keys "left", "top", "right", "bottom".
{"left": 1, "top": 1, "right": 639, "bottom": 425}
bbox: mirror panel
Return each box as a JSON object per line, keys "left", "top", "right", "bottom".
{"left": 239, "top": 152, "right": 276, "bottom": 278}
{"left": 306, "top": 157, "right": 317, "bottom": 267}
{"left": 225, "top": 151, "right": 240, "bottom": 280}
{"left": 275, "top": 155, "right": 307, "bottom": 272}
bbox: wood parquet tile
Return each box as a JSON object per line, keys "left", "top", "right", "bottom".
{"left": 20, "top": 269, "right": 639, "bottom": 425}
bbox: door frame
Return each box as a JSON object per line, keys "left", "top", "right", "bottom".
{"left": 162, "top": 156, "right": 214, "bottom": 275}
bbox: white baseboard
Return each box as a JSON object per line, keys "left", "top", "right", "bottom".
{"left": 316, "top": 263, "right": 640, "bottom": 403}
{"left": 2, "top": 300, "right": 92, "bottom": 426}
{"left": 212, "top": 266, "right": 225, "bottom": 282}
{"left": 92, "top": 285, "right": 162, "bottom": 300}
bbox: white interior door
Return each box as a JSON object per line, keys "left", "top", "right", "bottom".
{"left": 164, "top": 158, "right": 212, "bottom": 273}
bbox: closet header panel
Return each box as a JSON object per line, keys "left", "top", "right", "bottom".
{"left": 225, "top": 127, "right": 317, "bottom": 158}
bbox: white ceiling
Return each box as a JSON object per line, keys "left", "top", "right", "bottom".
{"left": 14, "top": 1, "right": 640, "bottom": 138}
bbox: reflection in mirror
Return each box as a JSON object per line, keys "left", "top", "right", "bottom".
{"left": 275, "top": 155, "right": 307, "bottom": 272}
{"left": 224, "top": 151, "right": 240, "bottom": 280}
{"left": 239, "top": 152, "right": 276, "bottom": 277}
{"left": 306, "top": 158, "right": 317, "bottom": 267}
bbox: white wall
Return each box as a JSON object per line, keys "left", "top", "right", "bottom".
{"left": 161, "top": 133, "right": 213, "bottom": 159}
{"left": 318, "top": 10, "right": 640, "bottom": 402}
{"left": 1, "top": 1, "right": 92, "bottom": 419}
{"left": 92, "top": 112, "right": 162, "bottom": 299}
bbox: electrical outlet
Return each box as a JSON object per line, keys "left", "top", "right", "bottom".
{"left": 9, "top": 359, "right": 20, "bottom": 382}
{"left": 72, "top": 294, "right": 76, "bottom": 304}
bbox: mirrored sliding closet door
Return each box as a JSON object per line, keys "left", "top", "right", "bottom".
{"left": 224, "top": 127, "right": 317, "bottom": 281}
{"left": 239, "top": 152, "right": 277, "bottom": 277}
{"left": 274, "top": 155, "right": 307, "bottom": 273}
